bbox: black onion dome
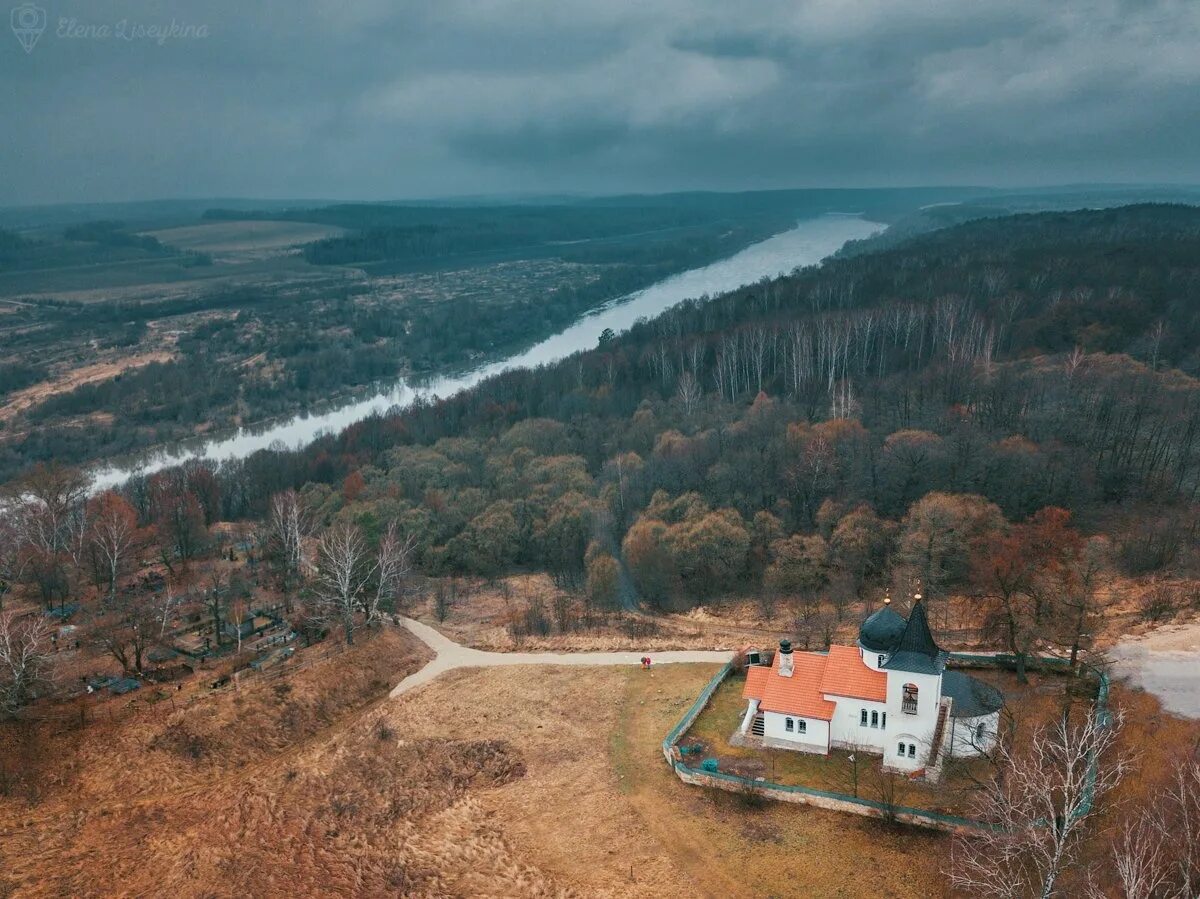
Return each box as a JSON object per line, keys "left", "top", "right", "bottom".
{"left": 858, "top": 605, "right": 907, "bottom": 653}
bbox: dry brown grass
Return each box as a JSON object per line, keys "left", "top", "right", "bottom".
{"left": 376, "top": 661, "right": 949, "bottom": 898}
{"left": 4, "top": 613, "right": 1196, "bottom": 898}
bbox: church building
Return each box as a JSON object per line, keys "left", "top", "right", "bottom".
{"left": 735, "top": 596, "right": 1003, "bottom": 777}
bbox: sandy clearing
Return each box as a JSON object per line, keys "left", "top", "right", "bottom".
{"left": 1109, "top": 617, "right": 1200, "bottom": 718}
{"left": 0, "top": 350, "right": 174, "bottom": 421}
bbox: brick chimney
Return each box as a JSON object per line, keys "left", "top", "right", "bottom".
{"left": 778, "top": 639, "right": 794, "bottom": 677}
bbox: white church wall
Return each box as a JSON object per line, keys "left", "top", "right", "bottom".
{"left": 762, "top": 711, "right": 828, "bottom": 753}
{"left": 887, "top": 732, "right": 926, "bottom": 771}
{"left": 948, "top": 712, "right": 1000, "bottom": 758}
{"left": 884, "top": 669, "right": 941, "bottom": 752}
{"left": 826, "top": 697, "right": 889, "bottom": 751}
{"left": 860, "top": 647, "right": 890, "bottom": 671}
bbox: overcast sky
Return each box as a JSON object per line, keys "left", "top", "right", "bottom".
{"left": 2, "top": 0, "right": 1198, "bottom": 206}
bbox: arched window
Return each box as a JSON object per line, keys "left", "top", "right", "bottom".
{"left": 785, "top": 717, "right": 794, "bottom": 732}
{"left": 797, "top": 720, "right": 807, "bottom": 734}
{"left": 860, "top": 709, "right": 868, "bottom": 727}
{"left": 870, "top": 710, "right": 879, "bottom": 728}
{"left": 897, "top": 742, "right": 906, "bottom": 756}
{"left": 908, "top": 744, "right": 916, "bottom": 758}
{"left": 976, "top": 722, "right": 986, "bottom": 742}
{"left": 902, "top": 683, "right": 919, "bottom": 714}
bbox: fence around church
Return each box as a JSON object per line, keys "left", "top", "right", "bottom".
{"left": 662, "top": 653, "right": 1111, "bottom": 833}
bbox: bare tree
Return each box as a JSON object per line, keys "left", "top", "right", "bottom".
{"left": 0, "top": 514, "right": 27, "bottom": 611}
{"left": 94, "top": 593, "right": 156, "bottom": 675}
{"left": 6, "top": 464, "right": 88, "bottom": 609}
{"left": 227, "top": 597, "right": 250, "bottom": 656}
{"left": 0, "top": 610, "right": 54, "bottom": 717}
{"left": 266, "top": 489, "right": 313, "bottom": 612}
{"left": 675, "top": 370, "right": 702, "bottom": 419}
{"left": 1161, "top": 757, "right": 1200, "bottom": 898}
{"left": 7, "top": 464, "right": 88, "bottom": 559}
{"left": 1097, "top": 757, "right": 1200, "bottom": 899}
{"left": 203, "top": 569, "right": 229, "bottom": 652}
{"left": 87, "top": 491, "right": 140, "bottom": 602}
{"left": 155, "top": 574, "right": 177, "bottom": 639}
{"left": 1104, "top": 814, "right": 1170, "bottom": 899}
{"left": 947, "top": 709, "right": 1125, "bottom": 899}
{"left": 315, "top": 521, "right": 373, "bottom": 644}
{"left": 367, "top": 521, "right": 413, "bottom": 626}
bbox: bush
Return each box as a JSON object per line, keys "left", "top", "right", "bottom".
{"left": 1138, "top": 584, "right": 1182, "bottom": 623}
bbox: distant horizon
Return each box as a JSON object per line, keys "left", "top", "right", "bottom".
{"left": 5, "top": 180, "right": 1200, "bottom": 215}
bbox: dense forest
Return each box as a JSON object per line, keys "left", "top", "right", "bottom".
{"left": 44, "top": 205, "right": 1189, "bottom": 649}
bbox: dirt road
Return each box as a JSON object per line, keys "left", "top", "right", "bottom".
{"left": 390, "top": 616, "right": 733, "bottom": 698}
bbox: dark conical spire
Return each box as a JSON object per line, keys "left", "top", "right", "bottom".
{"left": 882, "top": 598, "right": 949, "bottom": 675}
{"left": 894, "top": 599, "right": 940, "bottom": 656}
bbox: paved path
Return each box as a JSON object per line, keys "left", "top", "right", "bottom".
{"left": 389, "top": 616, "right": 733, "bottom": 698}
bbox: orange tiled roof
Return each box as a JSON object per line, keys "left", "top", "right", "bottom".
{"left": 742, "top": 651, "right": 837, "bottom": 720}
{"left": 818, "top": 645, "right": 888, "bottom": 702}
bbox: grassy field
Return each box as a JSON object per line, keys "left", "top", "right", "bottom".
{"left": 0, "top": 646, "right": 948, "bottom": 898}
{"left": 142, "top": 220, "right": 349, "bottom": 263}
{"left": 2, "top": 617, "right": 1196, "bottom": 897}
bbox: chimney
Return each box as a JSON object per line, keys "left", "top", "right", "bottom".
{"left": 778, "top": 639, "right": 794, "bottom": 677}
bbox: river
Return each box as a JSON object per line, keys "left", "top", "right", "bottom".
{"left": 88, "top": 214, "right": 883, "bottom": 490}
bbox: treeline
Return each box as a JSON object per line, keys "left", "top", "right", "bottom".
{"left": 0, "top": 220, "right": 207, "bottom": 273}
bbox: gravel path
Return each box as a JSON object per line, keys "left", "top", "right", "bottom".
{"left": 389, "top": 616, "right": 733, "bottom": 698}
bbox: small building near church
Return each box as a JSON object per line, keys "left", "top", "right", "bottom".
{"left": 734, "top": 596, "right": 1003, "bottom": 778}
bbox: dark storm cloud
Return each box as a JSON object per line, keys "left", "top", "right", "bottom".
{"left": 1, "top": 0, "right": 1198, "bottom": 204}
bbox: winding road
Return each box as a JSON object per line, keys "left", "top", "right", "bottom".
{"left": 389, "top": 616, "right": 734, "bottom": 699}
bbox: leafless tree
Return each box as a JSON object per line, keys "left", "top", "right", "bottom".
{"left": 266, "top": 489, "right": 313, "bottom": 611}
{"left": 675, "top": 370, "right": 702, "bottom": 419}
{"left": 367, "top": 521, "right": 414, "bottom": 626}
{"left": 203, "top": 569, "right": 229, "bottom": 651}
{"left": 226, "top": 597, "right": 250, "bottom": 657}
{"left": 155, "top": 574, "right": 177, "bottom": 639}
{"left": 94, "top": 594, "right": 156, "bottom": 675}
{"left": 947, "top": 709, "right": 1125, "bottom": 899}
{"left": 87, "top": 491, "right": 140, "bottom": 602}
{"left": 0, "top": 610, "right": 54, "bottom": 717}
{"left": 5, "top": 464, "right": 88, "bottom": 608}
{"left": 315, "top": 521, "right": 373, "bottom": 644}
{"left": 6, "top": 464, "right": 88, "bottom": 559}
{"left": 1095, "top": 757, "right": 1200, "bottom": 899}
{"left": 0, "top": 514, "right": 27, "bottom": 611}
{"left": 1103, "top": 814, "right": 1171, "bottom": 899}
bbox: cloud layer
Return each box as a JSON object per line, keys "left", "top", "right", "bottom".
{"left": 2, "top": 0, "right": 1198, "bottom": 204}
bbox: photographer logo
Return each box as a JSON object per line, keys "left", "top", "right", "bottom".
{"left": 10, "top": 2, "right": 45, "bottom": 53}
